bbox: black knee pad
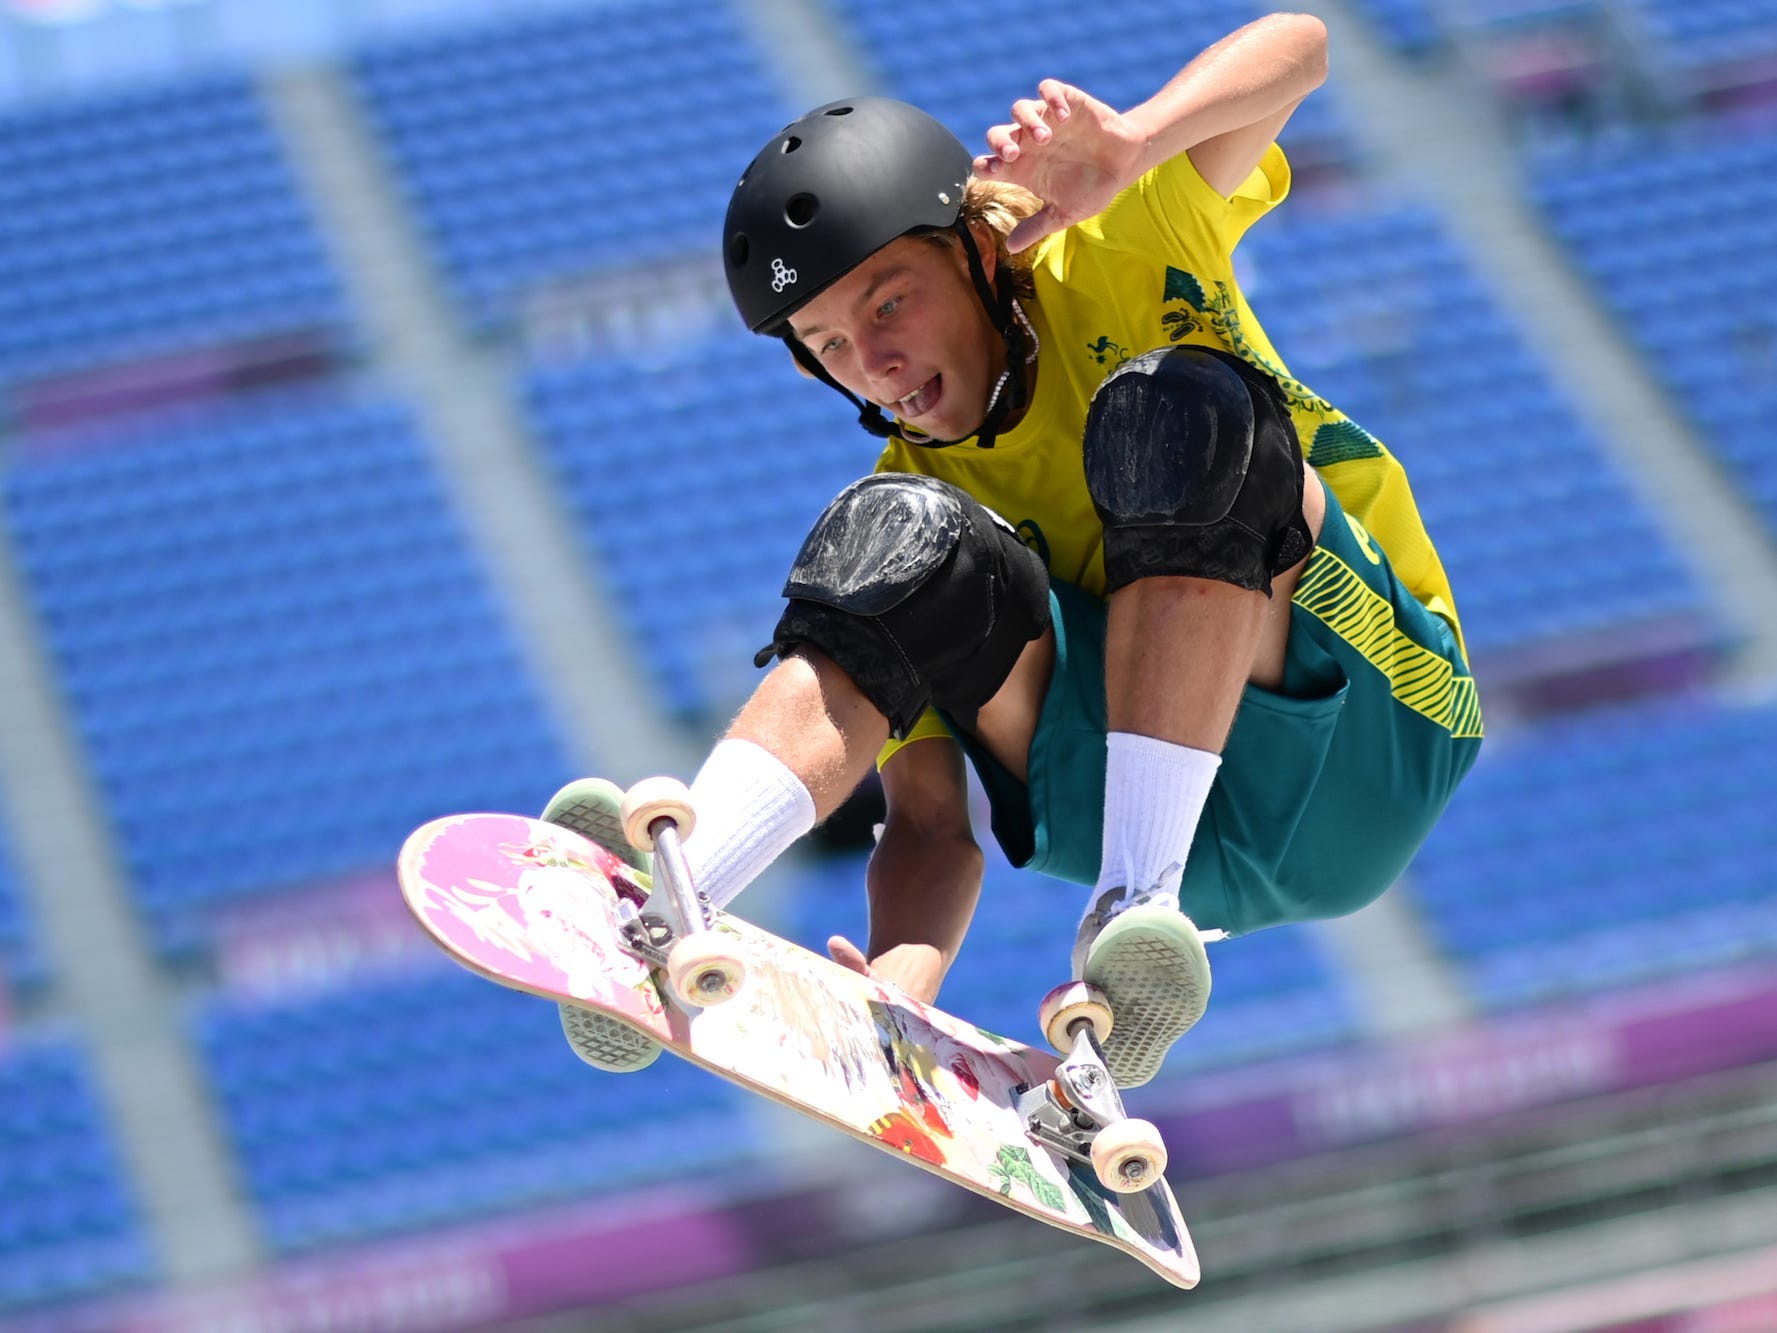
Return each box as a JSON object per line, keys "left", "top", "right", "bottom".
{"left": 1083, "top": 345, "right": 1314, "bottom": 595}
{"left": 754, "top": 474, "right": 1051, "bottom": 739}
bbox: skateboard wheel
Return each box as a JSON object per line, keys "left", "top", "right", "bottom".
{"left": 621, "top": 776, "right": 695, "bottom": 851}
{"left": 1090, "top": 1117, "right": 1168, "bottom": 1194}
{"left": 665, "top": 931, "right": 746, "bottom": 1008}
{"left": 1038, "top": 981, "right": 1113, "bottom": 1053}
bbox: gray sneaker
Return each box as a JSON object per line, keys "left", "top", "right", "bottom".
{"left": 542, "top": 776, "right": 651, "bottom": 878}
{"left": 541, "top": 777, "right": 662, "bottom": 1074}
{"left": 1073, "top": 888, "right": 1212, "bottom": 1089}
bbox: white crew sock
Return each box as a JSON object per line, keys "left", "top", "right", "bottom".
{"left": 1092, "top": 732, "right": 1222, "bottom": 903}
{"left": 680, "top": 738, "right": 817, "bottom": 909}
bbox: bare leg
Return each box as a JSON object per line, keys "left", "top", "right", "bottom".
{"left": 1107, "top": 467, "right": 1326, "bottom": 747}
{"left": 968, "top": 467, "right": 1327, "bottom": 785}
{"left": 1076, "top": 468, "right": 1328, "bottom": 1086}
{"left": 970, "top": 628, "right": 1055, "bottom": 785}
{"left": 726, "top": 650, "right": 889, "bottom": 822}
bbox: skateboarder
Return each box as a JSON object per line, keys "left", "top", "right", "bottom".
{"left": 549, "top": 14, "right": 1482, "bottom": 1086}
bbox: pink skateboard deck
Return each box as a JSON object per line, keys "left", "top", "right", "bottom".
{"left": 397, "top": 811, "right": 1199, "bottom": 1288}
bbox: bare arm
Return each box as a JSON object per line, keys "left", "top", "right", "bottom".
{"left": 835, "top": 736, "right": 983, "bottom": 1005}
{"left": 978, "top": 13, "right": 1328, "bottom": 248}
{"left": 1127, "top": 12, "right": 1327, "bottom": 197}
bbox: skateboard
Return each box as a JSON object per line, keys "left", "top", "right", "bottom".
{"left": 395, "top": 779, "right": 1199, "bottom": 1288}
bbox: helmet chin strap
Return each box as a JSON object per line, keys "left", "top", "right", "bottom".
{"left": 783, "top": 221, "right": 1037, "bottom": 450}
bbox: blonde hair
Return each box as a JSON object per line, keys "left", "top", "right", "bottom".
{"left": 921, "top": 177, "right": 1043, "bottom": 301}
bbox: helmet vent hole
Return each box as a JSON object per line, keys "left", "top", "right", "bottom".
{"left": 824, "top": 105, "right": 853, "bottom": 116}
{"left": 780, "top": 136, "right": 801, "bottom": 154}
{"left": 785, "top": 193, "right": 819, "bottom": 228}
{"left": 729, "top": 234, "right": 749, "bottom": 267}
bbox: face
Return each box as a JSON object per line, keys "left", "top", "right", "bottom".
{"left": 788, "top": 230, "right": 1004, "bottom": 442}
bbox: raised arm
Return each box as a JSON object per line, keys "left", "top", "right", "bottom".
{"left": 1125, "top": 11, "right": 1327, "bottom": 196}
{"left": 976, "top": 12, "right": 1328, "bottom": 250}
{"left": 827, "top": 735, "right": 983, "bottom": 1005}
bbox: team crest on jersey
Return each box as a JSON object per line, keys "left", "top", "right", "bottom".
{"left": 1159, "top": 265, "right": 1337, "bottom": 420}
{"left": 1085, "top": 335, "right": 1130, "bottom": 367}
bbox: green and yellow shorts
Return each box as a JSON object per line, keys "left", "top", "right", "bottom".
{"left": 953, "top": 484, "right": 1484, "bottom": 937}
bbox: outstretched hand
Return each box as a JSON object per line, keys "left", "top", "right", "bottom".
{"left": 973, "top": 80, "right": 1146, "bottom": 253}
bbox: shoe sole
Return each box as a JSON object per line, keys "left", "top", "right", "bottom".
{"left": 1083, "top": 905, "right": 1212, "bottom": 1089}
{"left": 542, "top": 778, "right": 662, "bottom": 1074}
{"left": 541, "top": 778, "right": 652, "bottom": 878}
{"left": 559, "top": 1002, "right": 662, "bottom": 1073}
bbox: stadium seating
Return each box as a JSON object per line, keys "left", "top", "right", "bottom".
{"left": 1620, "top": 0, "right": 1777, "bottom": 79}
{"left": 1350, "top": 0, "right": 1445, "bottom": 55}
{"left": 1350, "top": 0, "right": 1777, "bottom": 72}
{"left": 1239, "top": 203, "right": 1717, "bottom": 666}
{"left": 831, "top": 0, "right": 1357, "bottom": 170}
{"left": 0, "top": 72, "right": 346, "bottom": 385}
{"left": 0, "top": 0, "right": 1768, "bottom": 1316}
{"left": 349, "top": 1, "right": 790, "bottom": 324}
{"left": 1, "top": 389, "right": 575, "bottom": 957}
{"left": 1407, "top": 696, "right": 1777, "bottom": 1008}
{"left": 1531, "top": 122, "right": 1777, "bottom": 537}
{"left": 0, "top": 821, "right": 44, "bottom": 996}
{"left": 0, "top": 1036, "right": 151, "bottom": 1309}
{"left": 193, "top": 960, "right": 761, "bottom": 1251}
{"left": 523, "top": 332, "right": 867, "bottom": 721}
{"left": 780, "top": 847, "right": 1359, "bottom": 1077}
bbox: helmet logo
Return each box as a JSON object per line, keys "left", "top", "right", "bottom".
{"left": 770, "top": 258, "right": 798, "bottom": 292}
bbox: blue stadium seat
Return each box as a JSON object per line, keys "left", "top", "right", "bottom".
{"left": 0, "top": 73, "right": 348, "bottom": 384}
{"left": 1239, "top": 203, "right": 1718, "bottom": 667}
{"left": 0, "top": 1037, "right": 152, "bottom": 1309}
{"left": 2, "top": 389, "right": 576, "bottom": 956}
{"left": 1408, "top": 696, "right": 1777, "bottom": 1009}
{"left": 522, "top": 332, "right": 867, "bottom": 721}
{"left": 193, "top": 962, "right": 763, "bottom": 1251}
{"left": 831, "top": 0, "right": 1358, "bottom": 171}
{"left": 1350, "top": 0, "right": 1446, "bottom": 55}
{"left": 349, "top": 2, "right": 792, "bottom": 325}
{"left": 1621, "top": 0, "right": 1777, "bottom": 75}
{"left": 1531, "top": 122, "right": 1777, "bottom": 545}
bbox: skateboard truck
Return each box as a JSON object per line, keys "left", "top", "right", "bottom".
{"left": 1020, "top": 982, "right": 1170, "bottom": 1194}
{"left": 616, "top": 777, "right": 748, "bottom": 1009}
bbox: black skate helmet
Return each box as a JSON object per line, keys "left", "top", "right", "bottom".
{"left": 723, "top": 97, "right": 1033, "bottom": 449}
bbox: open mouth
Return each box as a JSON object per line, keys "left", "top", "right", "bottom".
{"left": 892, "top": 374, "right": 942, "bottom": 420}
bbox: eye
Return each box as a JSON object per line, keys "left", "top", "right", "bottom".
{"left": 819, "top": 335, "right": 844, "bottom": 356}
{"left": 877, "top": 296, "right": 899, "bottom": 318}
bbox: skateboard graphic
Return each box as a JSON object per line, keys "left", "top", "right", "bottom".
{"left": 396, "top": 780, "right": 1200, "bottom": 1288}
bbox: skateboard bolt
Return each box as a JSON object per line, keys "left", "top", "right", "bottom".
{"left": 1076, "top": 1068, "right": 1103, "bottom": 1092}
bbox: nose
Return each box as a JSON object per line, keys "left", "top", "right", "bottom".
{"left": 855, "top": 331, "right": 903, "bottom": 386}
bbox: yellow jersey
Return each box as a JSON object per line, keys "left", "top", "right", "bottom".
{"left": 876, "top": 144, "right": 1464, "bottom": 759}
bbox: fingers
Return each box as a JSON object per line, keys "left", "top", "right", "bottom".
{"left": 1037, "top": 78, "right": 1076, "bottom": 120}
{"left": 975, "top": 81, "right": 1080, "bottom": 176}
{"left": 1011, "top": 96, "right": 1050, "bottom": 142}
{"left": 980, "top": 121, "right": 1020, "bottom": 170}
{"left": 827, "top": 935, "right": 872, "bottom": 977}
